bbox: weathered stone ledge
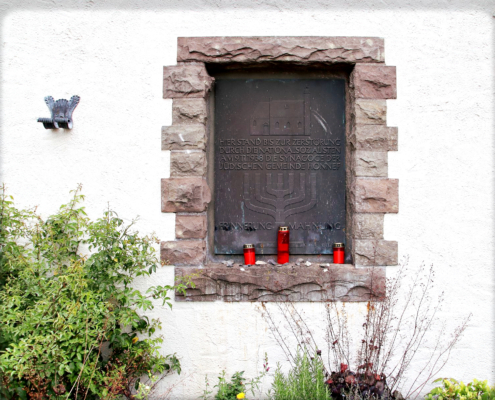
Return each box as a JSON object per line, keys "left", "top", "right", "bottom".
{"left": 177, "top": 36, "right": 385, "bottom": 64}
{"left": 175, "top": 264, "right": 385, "bottom": 302}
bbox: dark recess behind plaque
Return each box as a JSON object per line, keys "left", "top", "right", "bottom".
{"left": 214, "top": 79, "right": 346, "bottom": 255}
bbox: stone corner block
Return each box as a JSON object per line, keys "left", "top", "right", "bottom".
{"left": 171, "top": 151, "right": 207, "bottom": 177}
{"left": 353, "top": 213, "right": 384, "bottom": 240}
{"left": 354, "top": 150, "right": 388, "bottom": 177}
{"left": 172, "top": 98, "right": 207, "bottom": 125}
{"left": 161, "top": 125, "right": 206, "bottom": 150}
{"left": 354, "top": 178, "right": 398, "bottom": 213}
{"left": 351, "top": 125, "right": 398, "bottom": 151}
{"left": 161, "top": 177, "right": 211, "bottom": 213}
{"left": 163, "top": 64, "right": 214, "bottom": 99}
{"left": 176, "top": 214, "right": 207, "bottom": 239}
{"left": 354, "top": 240, "right": 398, "bottom": 266}
{"left": 352, "top": 65, "right": 397, "bottom": 99}
{"left": 355, "top": 99, "right": 386, "bottom": 125}
{"left": 160, "top": 240, "right": 206, "bottom": 265}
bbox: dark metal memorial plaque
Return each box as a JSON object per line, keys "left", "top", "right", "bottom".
{"left": 214, "top": 79, "right": 346, "bottom": 255}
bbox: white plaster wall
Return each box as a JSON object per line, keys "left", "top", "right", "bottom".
{"left": 0, "top": 1, "right": 493, "bottom": 398}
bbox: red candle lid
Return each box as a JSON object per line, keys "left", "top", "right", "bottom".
{"left": 243, "top": 244, "right": 255, "bottom": 249}
{"left": 333, "top": 243, "right": 345, "bottom": 248}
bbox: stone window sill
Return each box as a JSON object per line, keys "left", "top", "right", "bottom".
{"left": 175, "top": 263, "right": 385, "bottom": 302}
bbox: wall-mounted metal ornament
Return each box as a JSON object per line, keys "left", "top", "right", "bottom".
{"left": 38, "top": 95, "right": 80, "bottom": 129}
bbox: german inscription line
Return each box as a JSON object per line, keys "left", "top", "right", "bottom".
{"left": 218, "top": 137, "right": 342, "bottom": 171}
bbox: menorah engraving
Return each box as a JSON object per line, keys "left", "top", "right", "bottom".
{"left": 243, "top": 172, "right": 317, "bottom": 224}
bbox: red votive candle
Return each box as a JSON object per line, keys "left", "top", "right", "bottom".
{"left": 333, "top": 243, "right": 345, "bottom": 264}
{"left": 277, "top": 226, "right": 290, "bottom": 264}
{"left": 243, "top": 244, "right": 256, "bottom": 265}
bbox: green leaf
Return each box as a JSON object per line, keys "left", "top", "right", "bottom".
{"left": 0, "top": 186, "right": 188, "bottom": 397}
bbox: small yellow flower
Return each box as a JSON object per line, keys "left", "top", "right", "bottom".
{"left": 132, "top": 337, "right": 139, "bottom": 344}
{"left": 236, "top": 393, "right": 245, "bottom": 400}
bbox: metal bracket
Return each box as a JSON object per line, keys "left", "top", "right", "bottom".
{"left": 38, "top": 95, "right": 80, "bottom": 129}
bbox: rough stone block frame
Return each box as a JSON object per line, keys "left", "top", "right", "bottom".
{"left": 161, "top": 37, "right": 398, "bottom": 302}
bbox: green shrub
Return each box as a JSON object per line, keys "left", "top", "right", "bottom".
{"left": 269, "top": 349, "right": 331, "bottom": 400}
{"left": 201, "top": 357, "right": 268, "bottom": 400}
{"left": 425, "top": 378, "right": 495, "bottom": 400}
{"left": 213, "top": 371, "right": 246, "bottom": 400}
{"left": 0, "top": 185, "right": 193, "bottom": 399}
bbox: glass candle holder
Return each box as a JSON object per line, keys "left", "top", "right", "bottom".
{"left": 277, "top": 226, "right": 290, "bottom": 264}
{"left": 333, "top": 243, "right": 345, "bottom": 264}
{"left": 243, "top": 244, "right": 256, "bottom": 265}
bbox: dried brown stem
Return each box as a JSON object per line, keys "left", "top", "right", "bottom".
{"left": 260, "top": 257, "right": 470, "bottom": 399}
